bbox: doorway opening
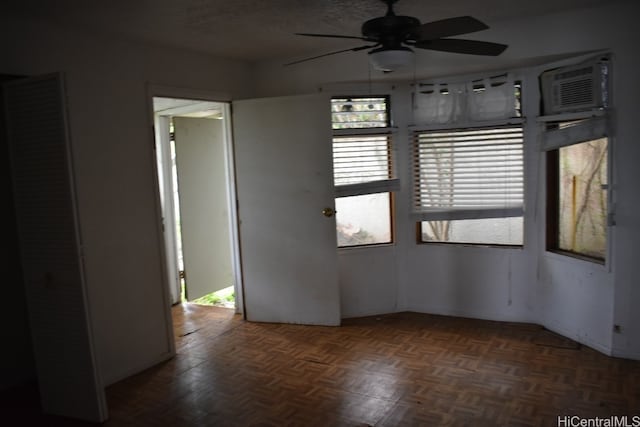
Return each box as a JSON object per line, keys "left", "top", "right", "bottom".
{"left": 152, "top": 96, "right": 241, "bottom": 311}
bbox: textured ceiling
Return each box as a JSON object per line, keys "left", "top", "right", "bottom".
{"left": 7, "top": 0, "right": 622, "bottom": 62}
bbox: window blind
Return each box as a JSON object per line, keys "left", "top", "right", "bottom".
{"left": 333, "top": 134, "right": 399, "bottom": 197}
{"left": 331, "top": 96, "right": 398, "bottom": 197}
{"left": 412, "top": 125, "right": 524, "bottom": 221}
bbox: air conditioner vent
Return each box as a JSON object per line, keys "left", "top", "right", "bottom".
{"left": 558, "top": 78, "right": 594, "bottom": 106}
{"left": 541, "top": 57, "right": 609, "bottom": 115}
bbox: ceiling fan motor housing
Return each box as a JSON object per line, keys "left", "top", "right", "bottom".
{"left": 362, "top": 15, "right": 421, "bottom": 47}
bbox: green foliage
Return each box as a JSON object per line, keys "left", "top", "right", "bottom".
{"left": 191, "top": 286, "right": 235, "bottom": 307}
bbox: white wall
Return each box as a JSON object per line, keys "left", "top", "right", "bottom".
{"left": 252, "top": 1, "right": 640, "bottom": 358}
{"left": 607, "top": 17, "right": 640, "bottom": 360}
{"left": 0, "top": 12, "right": 254, "bottom": 385}
{"left": 520, "top": 3, "right": 639, "bottom": 359}
{"left": 339, "top": 246, "right": 400, "bottom": 318}
{"left": 335, "top": 81, "right": 537, "bottom": 325}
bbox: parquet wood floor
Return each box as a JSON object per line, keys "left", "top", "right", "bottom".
{"left": 4, "top": 304, "right": 640, "bottom": 426}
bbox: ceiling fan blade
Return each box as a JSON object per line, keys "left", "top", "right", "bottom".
{"left": 414, "top": 38, "right": 507, "bottom": 56}
{"left": 295, "top": 32, "right": 368, "bottom": 41}
{"left": 412, "top": 16, "right": 489, "bottom": 41}
{"left": 284, "top": 44, "right": 378, "bottom": 66}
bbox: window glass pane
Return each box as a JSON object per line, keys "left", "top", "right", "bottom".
{"left": 331, "top": 97, "right": 389, "bottom": 129}
{"left": 336, "top": 193, "right": 391, "bottom": 247}
{"left": 420, "top": 217, "right": 523, "bottom": 245}
{"left": 558, "top": 138, "right": 607, "bottom": 259}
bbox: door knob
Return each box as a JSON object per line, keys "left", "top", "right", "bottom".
{"left": 322, "top": 207, "right": 336, "bottom": 217}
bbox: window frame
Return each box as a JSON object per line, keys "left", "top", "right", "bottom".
{"left": 331, "top": 95, "right": 391, "bottom": 130}
{"left": 335, "top": 191, "right": 396, "bottom": 249}
{"left": 416, "top": 220, "right": 524, "bottom": 248}
{"left": 545, "top": 135, "right": 609, "bottom": 264}
{"left": 411, "top": 121, "right": 526, "bottom": 247}
{"left": 330, "top": 95, "right": 396, "bottom": 249}
{"left": 537, "top": 53, "right": 612, "bottom": 265}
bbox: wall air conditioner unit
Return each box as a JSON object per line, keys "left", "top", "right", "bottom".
{"left": 540, "top": 56, "right": 610, "bottom": 115}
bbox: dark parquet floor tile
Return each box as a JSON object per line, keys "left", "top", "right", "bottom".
{"left": 4, "top": 304, "right": 639, "bottom": 426}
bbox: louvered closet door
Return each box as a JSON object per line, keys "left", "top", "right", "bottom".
{"left": 4, "top": 74, "right": 108, "bottom": 422}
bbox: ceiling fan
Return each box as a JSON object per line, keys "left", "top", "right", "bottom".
{"left": 287, "top": 0, "right": 507, "bottom": 72}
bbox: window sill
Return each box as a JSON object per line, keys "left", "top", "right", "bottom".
{"left": 536, "top": 109, "right": 607, "bottom": 123}
{"left": 332, "top": 127, "right": 396, "bottom": 136}
{"left": 417, "top": 241, "right": 523, "bottom": 250}
{"left": 544, "top": 249, "right": 608, "bottom": 269}
{"left": 338, "top": 242, "right": 395, "bottom": 252}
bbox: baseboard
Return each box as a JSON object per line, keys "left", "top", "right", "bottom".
{"left": 341, "top": 307, "right": 399, "bottom": 320}
{"left": 103, "top": 350, "right": 175, "bottom": 387}
{"left": 610, "top": 348, "right": 640, "bottom": 361}
{"left": 352, "top": 305, "right": 619, "bottom": 359}
{"left": 399, "top": 304, "right": 537, "bottom": 324}
{"left": 541, "top": 321, "right": 612, "bottom": 356}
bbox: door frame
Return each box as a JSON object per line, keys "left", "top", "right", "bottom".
{"left": 145, "top": 84, "right": 245, "bottom": 332}
{"left": 153, "top": 114, "right": 180, "bottom": 303}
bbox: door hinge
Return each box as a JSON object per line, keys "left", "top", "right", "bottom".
{"left": 179, "top": 270, "right": 186, "bottom": 281}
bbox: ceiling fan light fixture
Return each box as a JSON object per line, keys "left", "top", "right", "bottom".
{"left": 368, "top": 46, "right": 414, "bottom": 72}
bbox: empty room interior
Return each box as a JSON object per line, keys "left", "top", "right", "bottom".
{"left": 2, "top": 0, "right": 640, "bottom": 425}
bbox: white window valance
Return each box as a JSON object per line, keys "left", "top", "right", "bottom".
{"left": 413, "top": 83, "right": 466, "bottom": 125}
{"left": 413, "top": 74, "right": 518, "bottom": 126}
{"left": 466, "top": 76, "right": 516, "bottom": 121}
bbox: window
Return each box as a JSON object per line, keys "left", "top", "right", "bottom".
{"left": 413, "top": 125, "right": 524, "bottom": 245}
{"left": 547, "top": 135, "right": 608, "bottom": 262}
{"left": 331, "top": 96, "right": 397, "bottom": 248}
{"left": 336, "top": 193, "right": 392, "bottom": 246}
{"left": 539, "top": 55, "right": 611, "bottom": 263}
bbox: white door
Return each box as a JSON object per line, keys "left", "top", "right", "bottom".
{"left": 233, "top": 94, "right": 340, "bottom": 325}
{"left": 174, "top": 117, "right": 234, "bottom": 300}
